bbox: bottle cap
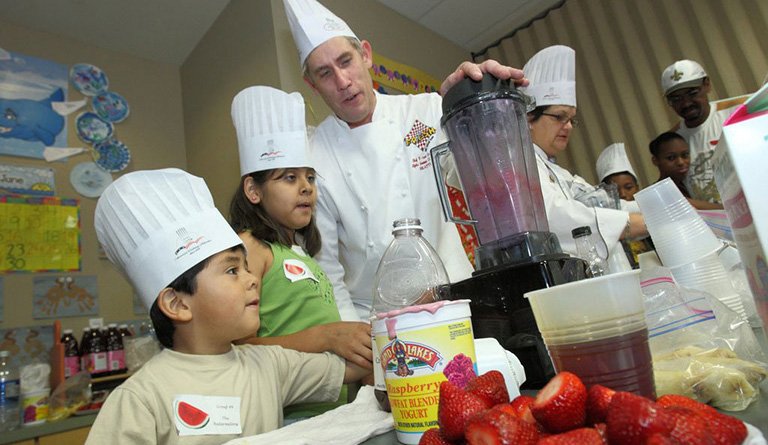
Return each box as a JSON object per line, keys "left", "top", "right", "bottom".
{"left": 571, "top": 226, "right": 592, "bottom": 238}
{"left": 63, "top": 328, "right": 73, "bottom": 334}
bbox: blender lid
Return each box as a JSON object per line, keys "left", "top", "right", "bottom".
{"left": 441, "top": 72, "right": 530, "bottom": 121}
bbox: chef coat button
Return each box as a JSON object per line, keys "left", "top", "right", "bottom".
{"left": 395, "top": 155, "right": 401, "bottom": 161}
{"left": 401, "top": 191, "right": 407, "bottom": 197}
{"left": 368, "top": 241, "right": 374, "bottom": 248}
{"left": 360, "top": 205, "right": 367, "bottom": 212}
{"left": 346, "top": 171, "right": 352, "bottom": 177}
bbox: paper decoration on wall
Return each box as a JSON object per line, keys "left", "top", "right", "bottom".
{"left": 370, "top": 51, "right": 441, "bottom": 95}
{"left": 43, "top": 147, "right": 86, "bottom": 162}
{"left": 0, "top": 164, "right": 56, "bottom": 196}
{"left": 32, "top": 275, "right": 98, "bottom": 319}
{"left": 69, "top": 161, "right": 112, "bottom": 198}
{"left": 67, "top": 62, "right": 132, "bottom": 175}
{"left": 0, "top": 49, "right": 69, "bottom": 159}
{"left": 92, "top": 91, "right": 129, "bottom": 123}
{"left": 0, "top": 195, "right": 81, "bottom": 272}
{"left": 93, "top": 139, "right": 131, "bottom": 172}
{"left": 0, "top": 326, "right": 55, "bottom": 371}
{"left": 75, "top": 111, "right": 114, "bottom": 144}
{"left": 70, "top": 63, "right": 109, "bottom": 96}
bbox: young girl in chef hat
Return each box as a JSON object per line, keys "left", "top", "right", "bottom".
{"left": 228, "top": 86, "right": 372, "bottom": 419}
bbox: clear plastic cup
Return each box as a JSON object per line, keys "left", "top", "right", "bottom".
{"left": 669, "top": 251, "right": 746, "bottom": 319}
{"left": 634, "top": 178, "right": 721, "bottom": 267}
{"left": 524, "top": 271, "right": 655, "bottom": 397}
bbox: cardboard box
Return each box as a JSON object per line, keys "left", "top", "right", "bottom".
{"left": 713, "top": 83, "right": 768, "bottom": 328}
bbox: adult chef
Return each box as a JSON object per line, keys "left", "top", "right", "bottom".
{"left": 522, "top": 45, "right": 647, "bottom": 269}
{"left": 284, "top": 0, "right": 526, "bottom": 320}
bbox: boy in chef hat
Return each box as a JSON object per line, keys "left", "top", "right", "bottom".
{"left": 228, "top": 86, "right": 372, "bottom": 420}
{"left": 87, "top": 168, "right": 368, "bottom": 444}
{"left": 596, "top": 142, "right": 640, "bottom": 201}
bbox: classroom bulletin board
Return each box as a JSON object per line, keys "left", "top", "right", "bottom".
{"left": 0, "top": 195, "right": 80, "bottom": 272}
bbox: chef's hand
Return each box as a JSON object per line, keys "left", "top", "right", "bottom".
{"left": 326, "top": 321, "right": 373, "bottom": 370}
{"left": 440, "top": 59, "right": 528, "bottom": 96}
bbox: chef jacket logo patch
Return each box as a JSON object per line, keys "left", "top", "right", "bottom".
{"left": 405, "top": 120, "right": 436, "bottom": 170}
{"left": 404, "top": 120, "right": 436, "bottom": 151}
{"left": 174, "top": 227, "right": 210, "bottom": 259}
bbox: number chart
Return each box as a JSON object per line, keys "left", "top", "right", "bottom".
{"left": 0, "top": 195, "right": 80, "bottom": 272}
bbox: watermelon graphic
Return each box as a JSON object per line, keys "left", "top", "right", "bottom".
{"left": 285, "top": 263, "right": 305, "bottom": 275}
{"left": 175, "top": 400, "right": 210, "bottom": 429}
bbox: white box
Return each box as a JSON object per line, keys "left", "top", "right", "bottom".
{"left": 713, "top": 84, "right": 768, "bottom": 328}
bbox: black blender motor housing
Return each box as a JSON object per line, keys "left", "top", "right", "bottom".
{"left": 437, "top": 73, "right": 588, "bottom": 389}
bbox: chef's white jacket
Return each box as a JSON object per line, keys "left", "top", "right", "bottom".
{"left": 310, "top": 91, "right": 474, "bottom": 321}
{"left": 534, "top": 144, "right": 640, "bottom": 261}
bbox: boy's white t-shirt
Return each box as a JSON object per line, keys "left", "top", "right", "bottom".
{"left": 85, "top": 345, "right": 344, "bottom": 445}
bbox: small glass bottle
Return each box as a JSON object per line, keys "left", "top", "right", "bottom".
{"left": 572, "top": 226, "right": 607, "bottom": 277}
{"left": 60, "top": 329, "right": 80, "bottom": 378}
{"left": 370, "top": 218, "right": 450, "bottom": 412}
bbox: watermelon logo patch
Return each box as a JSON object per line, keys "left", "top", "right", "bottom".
{"left": 175, "top": 400, "right": 210, "bottom": 429}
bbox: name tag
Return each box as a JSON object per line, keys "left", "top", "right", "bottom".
{"left": 283, "top": 258, "right": 318, "bottom": 283}
{"left": 173, "top": 395, "right": 241, "bottom": 436}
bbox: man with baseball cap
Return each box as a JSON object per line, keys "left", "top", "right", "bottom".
{"left": 283, "top": 0, "right": 527, "bottom": 321}
{"left": 661, "top": 59, "right": 740, "bottom": 206}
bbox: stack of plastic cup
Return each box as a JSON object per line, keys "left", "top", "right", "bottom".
{"left": 634, "top": 178, "right": 746, "bottom": 319}
{"left": 525, "top": 270, "right": 656, "bottom": 398}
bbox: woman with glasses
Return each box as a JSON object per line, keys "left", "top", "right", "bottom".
{"left": 522, "top": 45, "right": 648, "bottom": 270}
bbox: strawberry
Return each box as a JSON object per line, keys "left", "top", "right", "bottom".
{"left": 418, "top": 427, "right": 452, "bottom": 445}
{"left": 536, "top": 427, "right": 605, "bottom": 445}
{"left": 656, "top": 394, "right": 718, "bottom": 415}
{"left": 586, "top": 384, "right": 615, "bottom": 425}
{"left": 605, "top": 391, "right": 674, "bottom": 445}
{"left": 693, "top": 408, "right": 748, "bottom": 445}
{"left": 531, "top": 371, "right": 587, "bottom": 433}
{"left": 438, "top": 380, "right": 489, "bottom": 442}
{"left": 464, "top": 407, "right": 539, "bottom": 445}
{"left": 508, "top": 395, "right": 540, "bottom": 426}
{"left": 645, "top": 433, "right": 677, "bottom": 445}
{"left": 664, "top": 406, "right": 714, "bottom": 445}
{"left": 466, "top": 370, "right": 509, "bottom": 408}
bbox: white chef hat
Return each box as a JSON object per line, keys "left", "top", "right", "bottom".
{"left": 661, "top": 60, "right": 707, "bottom": 96}
{"left": 283, "top": 0, "right": 358, "bottom": 67}
{"left": 232, "top": 86, "right": 310, "bottom": 177}
{"left": 95, "top": 168, "right": 243, "bottom": 308}
{"left": 596, "top": 142, "right": 638, "bottom": 183}
{"left": 521, "top": 45, "right": 576, "bottom": 108}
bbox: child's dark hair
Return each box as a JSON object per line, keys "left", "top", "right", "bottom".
{"left": 649, "top": 132, "right": 686, "bottom": 157}
{"left": 149, "top": 245, "right": 245, "bottom": 349}
{"left": 602, "top": 172, "right": 638, "bottom": 186}
{"left": 228, "top": 169, "right": 321, "bottom": 256}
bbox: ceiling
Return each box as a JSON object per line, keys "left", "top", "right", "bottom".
{"left": 0, "top": 0, "right": 562, "bottom": 66}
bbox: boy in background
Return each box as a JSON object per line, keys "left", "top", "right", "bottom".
{"left": 649, "top": 132, "right": 722, "bottom": 210}
{"left": 86, "top": 168, "right": 368, "bottom": 445}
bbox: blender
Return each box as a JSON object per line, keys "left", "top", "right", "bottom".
{"left": 431, "top": 73, "right": 588, "bottom": 388}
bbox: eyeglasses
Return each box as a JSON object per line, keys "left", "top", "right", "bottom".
{"left": 541, "top": 112, "right": 579, "bottom": 127}
{"left": 666, "top": 88, "right": 701, "bottom": 106}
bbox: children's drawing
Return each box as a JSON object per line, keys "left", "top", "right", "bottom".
{"left": 32, "top": 275, "right": 99, "bottom": 318}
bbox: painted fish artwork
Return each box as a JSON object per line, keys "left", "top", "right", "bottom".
{"left": 0, "top": 88, "right": 65, "bottom": 146}
{"left": 0, "top": 49, "right": 68, "bottom": 159}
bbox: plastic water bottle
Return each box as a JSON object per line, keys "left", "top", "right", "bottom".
{"left": 0, "top": 350, "right": 21, "bottom": 432}
{"left": 370, "top": 218, "right": 450, "bottom": 411}
{"left": 572, "top": 226, "right": 606, "bottom": 277}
